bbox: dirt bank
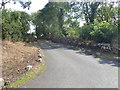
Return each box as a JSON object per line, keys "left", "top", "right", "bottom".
{"left": 2, "top": 41, "right": 42, "bottom": 85}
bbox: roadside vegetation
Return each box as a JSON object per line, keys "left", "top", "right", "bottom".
{"left": 4, "top": 63, "right": 45, "bottom": 88}
{"left": 1, "top": 0, "right": 44, "bottom": 87}
{"left": 1, "top": 1, "right": 119, "bottom": 53}
{"left": 31, "top": 2, "right": 118, "bottom": 43}
{"left": 31, "top": 2, "right": 119, "bottom": 58}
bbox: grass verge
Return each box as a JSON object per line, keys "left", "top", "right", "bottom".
{"left": 100, "top": 56, "right": 120, "bottom": 61}
{"left": 4, "top": 63, "right": 46, "bottom": 88}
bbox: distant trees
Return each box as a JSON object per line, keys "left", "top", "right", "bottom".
{"left": 2, "top": 9, "right": 31, "bottom": 42}
{"left": 31, "top": 2, "right": 69, "bottom": 39}
{"left": 2, "top": 1, "right": 118, "bottom": 44}
{"left": 32, "top": 1, "right": 118, "bottom": 44}
{"left": 96, "top": 3, "right": 118, "bottom": 25}
{"left": 69, "top": 2, "right": 101, "bottom": 23}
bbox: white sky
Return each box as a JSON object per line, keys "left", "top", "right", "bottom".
{"left": 5, "top": 0, "right": 49, "bottom": 14}
{"left": 5, "top": 0, "right": 49, "bottom": 33}
{"left": 5, "top": 0, "right": 118, "bottom": 14}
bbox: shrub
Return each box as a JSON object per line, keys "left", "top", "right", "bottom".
{"left": 79, "top": 24, "right": 93, "bottom": 40}
{"left": 90, "top": 20, "right": 117, "bottom": 43}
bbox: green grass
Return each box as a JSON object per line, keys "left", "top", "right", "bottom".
{"left": 100, "top": 56, "right": 119, "bottom": 61}
{"left": 4, "top": 63, "right": 46, "bottom": 88}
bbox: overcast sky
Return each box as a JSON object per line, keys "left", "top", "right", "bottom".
{"left": 5, "top": 0, "right": 118, "bottom": 14}
{"left": 5, "top": 0, "right": 49, "bottom": 14}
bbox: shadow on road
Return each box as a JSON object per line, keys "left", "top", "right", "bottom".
{"left": 76, "top": 51, "right": 119, "bottom": 67}
{"left": 98, "top": 58, "right": 119, "bottom": 67}
{"left": 40, "top": 41, "right": 119, "bottom": 68}
{"left": 39, "top": 42, "right": 64, "bottom": 50}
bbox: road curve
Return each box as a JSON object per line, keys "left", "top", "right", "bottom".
{"left": 21, "top": 40, "right": 118, "bottom": 88}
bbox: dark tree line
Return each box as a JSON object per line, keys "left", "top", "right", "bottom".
{"left": 1, "top": 1, "right": 119, "bottom": 44}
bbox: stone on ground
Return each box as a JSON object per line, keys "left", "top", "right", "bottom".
{"left": 36, "top": 58, "right": 42, "bottom": 63}
{"left": 0, "top": 78, "right": 4, "bottom": 89}
{"left": 25, "top": 65, "right": 33, "bottom": 71}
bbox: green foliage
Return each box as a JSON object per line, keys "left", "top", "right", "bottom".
{"left": 96, "top": 4, "right": 118, "bottom": 25}
{"left": 66, "top": 28, "right": 79, "bottom": 37}
{"left": 2, "top": 22, "right": 23, "bottom": 42}
{"left": 2, "top": 9, "right": 30, "bottom": 42}
{"left": 78, "top": 20, "right": 117, "bottom": 43}
{"left": 32, "top": 2, "right": 69, "bottom": 38}
{"left": 19, "top": 11, "right": 31, "bottom": 39}
{"left": 69, "top": 2, "right": 101, "bottom": 23}
{"left": 90, "top": 20, "right": 117, "bottom": 43}
{"left": 32, "top": 2, "right": 118, "bottom": 44}
{"left": 79, "top": 24, "right": 93, "bottom": 40}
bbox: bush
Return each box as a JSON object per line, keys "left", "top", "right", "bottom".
{"left": 90, "top": 20, "right": 117, "bottom": 43}
{"left": 2, "top": 22, "right": 23, "bottom": 42}
{"left": 79, "top": 24, "right": 93, "bottom": 40}
{"left": 2, "top": 9, "right": 30, "bottom": 42}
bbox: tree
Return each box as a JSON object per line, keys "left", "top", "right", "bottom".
{"left": 82, "top": 2, "right": 101, "bottom": 23}
{"left": 96, "top": 3, "right": 118, "bottom": 25}
{"left": 79, "top": 23, "right": 93, "bottom": 40}
{"left": 32, "top": 2, "right": 69, "bottom": 38}
{"left": 19, "top": 11, "right": 31, "bottom": 39}
{"left": 31, "top": 1, "right": 118, "bottom": 44}
{"left": 69, "top": 2, "right": 101, "bottom": 23}
{"left": 90, "top": 20, "right": 117, "bottom": 43}
{"left": 2, "top": 9, "right": 31, "bottom": 42}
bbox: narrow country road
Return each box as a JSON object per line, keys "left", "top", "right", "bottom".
{"left": 21, "top": 40, "right": 118, "bottom": 88}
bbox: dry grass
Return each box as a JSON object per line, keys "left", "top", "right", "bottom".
{"left": 2, "top": 40, "right": 43, "bottom": 84}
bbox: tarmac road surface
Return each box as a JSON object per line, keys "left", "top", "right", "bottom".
{"left": 21, "top": 40, "right": 118, "bottom": 88}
